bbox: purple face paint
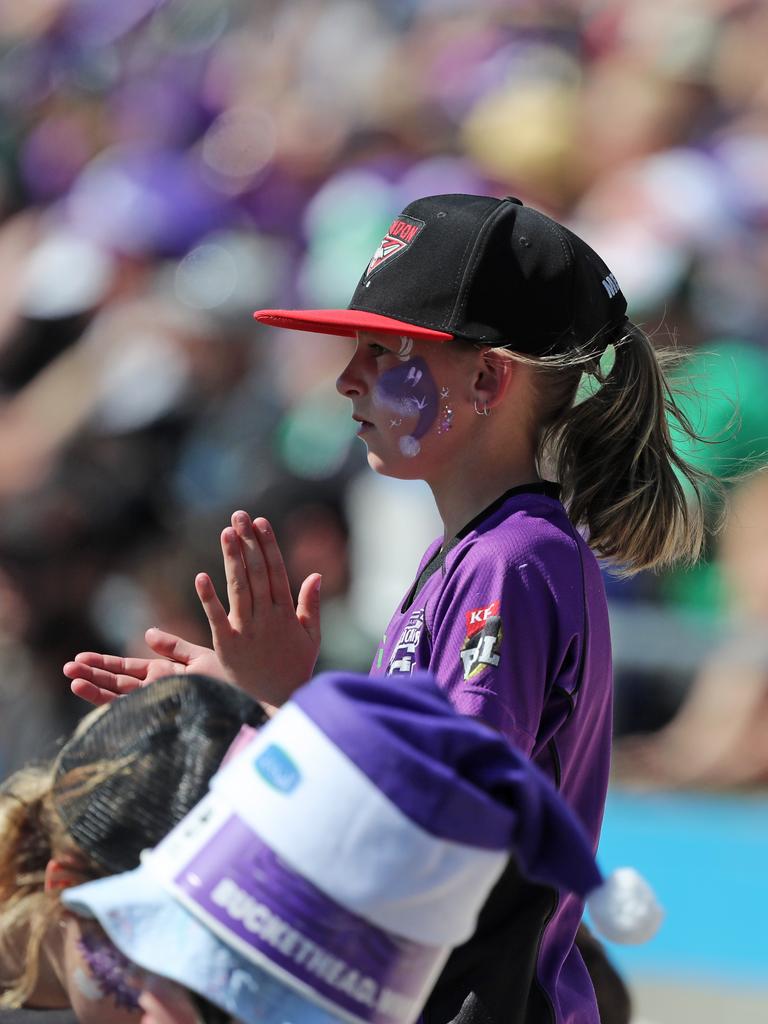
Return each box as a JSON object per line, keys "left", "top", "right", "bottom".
{"left": 372, "top": 357, "right": 439, "bottom": 457}
{"left": 76, "top": 924, "right": 142, "bottom": 1011}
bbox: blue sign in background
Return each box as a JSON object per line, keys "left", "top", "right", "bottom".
{"left": 593, "top": 791, "right": 768, "bottom": 987}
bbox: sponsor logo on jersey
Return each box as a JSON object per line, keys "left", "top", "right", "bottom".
{"left": 387, "top": 608, "right": 425, "bottom": 675}
{"left": 254, "top": 744, "right": 301, "bottom": 793}
{"left": 460, "top": 603, "right": 502, "bottom": 680}
{"left": 366, "top": 215, "right": 425, "bottom": 277}
{"left": 465, "top": 600, "right": 501, "bottom": 637}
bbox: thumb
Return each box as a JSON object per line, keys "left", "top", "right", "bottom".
{"left": 144, "top": 627, "right": 201, "bottom": 665}
{"left": 296, "top": 573, "right": 322, "bottom": 647}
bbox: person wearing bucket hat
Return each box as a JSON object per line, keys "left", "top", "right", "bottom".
{"left": 0, "top": 674, "right": 267, "bottom": 1023}
{"left": 62, "top": 671, "right": 661, "bottom": 1024}
{"left": 64, "top": 194, "right": 705, "bottom": 1022}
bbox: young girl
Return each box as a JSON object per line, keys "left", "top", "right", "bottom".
{"left": 0, "top": 673, "right": 265, "bottom": 1024}
{"left": 65, "top": 194, "right": 704, "bottom": 1024}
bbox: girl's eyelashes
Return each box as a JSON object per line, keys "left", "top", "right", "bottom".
{"left": 367, "top": 342, "right": 391, "bottom": 357}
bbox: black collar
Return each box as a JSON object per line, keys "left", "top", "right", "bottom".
{"left": 455, "top": 481, "right": 561, "bottom": 539}
{"left": 401, "top": 482, "right": 560, "bottom": 613}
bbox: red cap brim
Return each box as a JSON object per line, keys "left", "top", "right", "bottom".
{"left": 253, "top": 308, "right": 453, "bottom": 342}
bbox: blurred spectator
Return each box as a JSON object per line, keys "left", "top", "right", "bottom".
{"left": 662, "top": 340, "right": 768, "bottom": 615}
{"left": 613, "top": 470, "right": 768, "bottom": 788}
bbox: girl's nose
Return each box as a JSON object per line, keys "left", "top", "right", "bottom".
{"left": 336, "top": 349, "right": 366, "bottom": 398}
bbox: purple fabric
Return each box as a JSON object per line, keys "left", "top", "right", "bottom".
{"left": 367, "top": 488, "right": 613, "bottom": 1024}
{"left": 174, "top": 813, "right": 440, "bottom": 1024}
{"left": 293, "top": 673, "right": 602, "bottom": 899}
{"left": 293, "top": 674, "right": 512, "bottom": 848}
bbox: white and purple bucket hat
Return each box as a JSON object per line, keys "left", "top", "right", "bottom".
{"left": 64, "top": 671, "right": 661, "bottom": 1024}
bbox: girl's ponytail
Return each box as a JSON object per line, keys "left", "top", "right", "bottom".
{"left": 535, "top": 323, "right": 709, "bottom": 574}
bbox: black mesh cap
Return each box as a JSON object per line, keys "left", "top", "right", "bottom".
{"left": 53, "top": 674, "right": 268, "bottom": 875}
{"left": 255, "top": 194, "right": 627, "bottom": 355}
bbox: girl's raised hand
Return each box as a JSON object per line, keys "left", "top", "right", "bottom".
{"left": 194, "top": 511, "right": 322, "bottom": 707}
{"left": 64, "top": 629, "right": 228, "bottom": 706}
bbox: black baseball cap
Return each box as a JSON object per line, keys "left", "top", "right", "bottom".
{"left": 52, "top": 673, "right": 268, "bottom": 874}
{"left": 255, "top": 194, "right": 627, "bottom": 356}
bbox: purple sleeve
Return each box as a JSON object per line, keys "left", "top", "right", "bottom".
{"left": 425, "top": 543, "right": 575, "bottom": 754}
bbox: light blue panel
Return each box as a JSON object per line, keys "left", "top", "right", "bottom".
{"left": 592, "top": 790, "right": 768, "bottom": 986}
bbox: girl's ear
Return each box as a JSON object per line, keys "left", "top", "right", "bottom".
{"left": 471, "top": 350, "right": 514, "bottom": 410}
{"left": 44, "top": 857, "right": 86, "bottom": 893}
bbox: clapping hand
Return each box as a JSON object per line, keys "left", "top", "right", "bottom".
{"left": 194, "top": 511, "right": 322, "bottom": 706}
{"left": 65, "top": 511, "right": 321, "bottom": 709}
{"left": 64, "top": 630, "right": 227, "bottom": 706}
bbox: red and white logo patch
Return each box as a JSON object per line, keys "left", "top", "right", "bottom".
{"left": 366, "top": 215, "right": 425, "bottom": 277}
{"left": 460, "top": 601, "right": 503, "bottom": 681}
{"left": 465, "top": 600, "right": 501, "bottom": 637}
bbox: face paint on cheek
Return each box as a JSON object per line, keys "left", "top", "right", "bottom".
{"left": 372, "top": 357, "right": 439, "bottom": 457}
{"left": 396, "top": 336, "right": 415, "bottom": 360}
{"left": 76, "top": 928, "right": 143, "bottom": 1010}
{"left": 73, "top": 966, "right": 102, "bottom": 1002}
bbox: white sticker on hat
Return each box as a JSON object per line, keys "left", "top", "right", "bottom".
{"left": 193, "top": 704, "right": 507, "bottom": 947}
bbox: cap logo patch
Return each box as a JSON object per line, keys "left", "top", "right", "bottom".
{"left": 366, "top": 215, "right": 425, "bottom": 278}
{"left": 601, "top": 273, "right": 620, "bottom": 298}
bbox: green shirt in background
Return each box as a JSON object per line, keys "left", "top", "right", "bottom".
{"left": 663, "top": 339, "right": 768, "bottom": 616}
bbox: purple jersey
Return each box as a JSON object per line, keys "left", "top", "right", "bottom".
{"left": 370, "top": 484, "right": 612, "bottom": 1024}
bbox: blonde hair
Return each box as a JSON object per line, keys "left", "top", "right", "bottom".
{"left": 0, "top": 765, "right": 67, "bottom": 1007}
{"left": 500, "top": 322, "right": 711, "bottom": 574}
{"left": 0, "top": 673, "right": 265, "bottom": 1009}
{"left": 0, "top": 737, "right": 121, "bottom": 1008}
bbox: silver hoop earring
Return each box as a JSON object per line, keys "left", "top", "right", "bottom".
{"left": 473, "top": 399, "right": 490, "bottom": 417}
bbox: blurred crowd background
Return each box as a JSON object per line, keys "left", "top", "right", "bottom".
{"left": 2, "top": 2, "right": 768, "bottom": 1017}
{"left": 1, "top": 0, "right": 768, "bottom": 798}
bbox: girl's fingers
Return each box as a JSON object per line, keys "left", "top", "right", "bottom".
{"left": 253, "top": 517, "right": 293, "bottom": 608}
{"left": 144, "top": 628, "right": 201, "bottom": 665}
{"left": 221, "top": 526, "right": 254, "bottom": 625}
{"left": 71, "top": 651, "right": 150, "bottom": 679}
{"left": 194, "top": 572, "right": 232, "bottom": 640}
{"left": 63, "top": 658, "right": 92, "bottom": 680}
{"left": 69, "top": 679, "right": 122, "bottom": 706}
{"left": 232, "top": 510, "right": 270, "bottom": 609}
{"left": 63, "top": 660, "right": 141, "bottom": 694}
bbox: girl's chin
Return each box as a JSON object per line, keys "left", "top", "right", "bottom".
{"left": 366, "top": 450, "right": 425, "bottom": 481}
